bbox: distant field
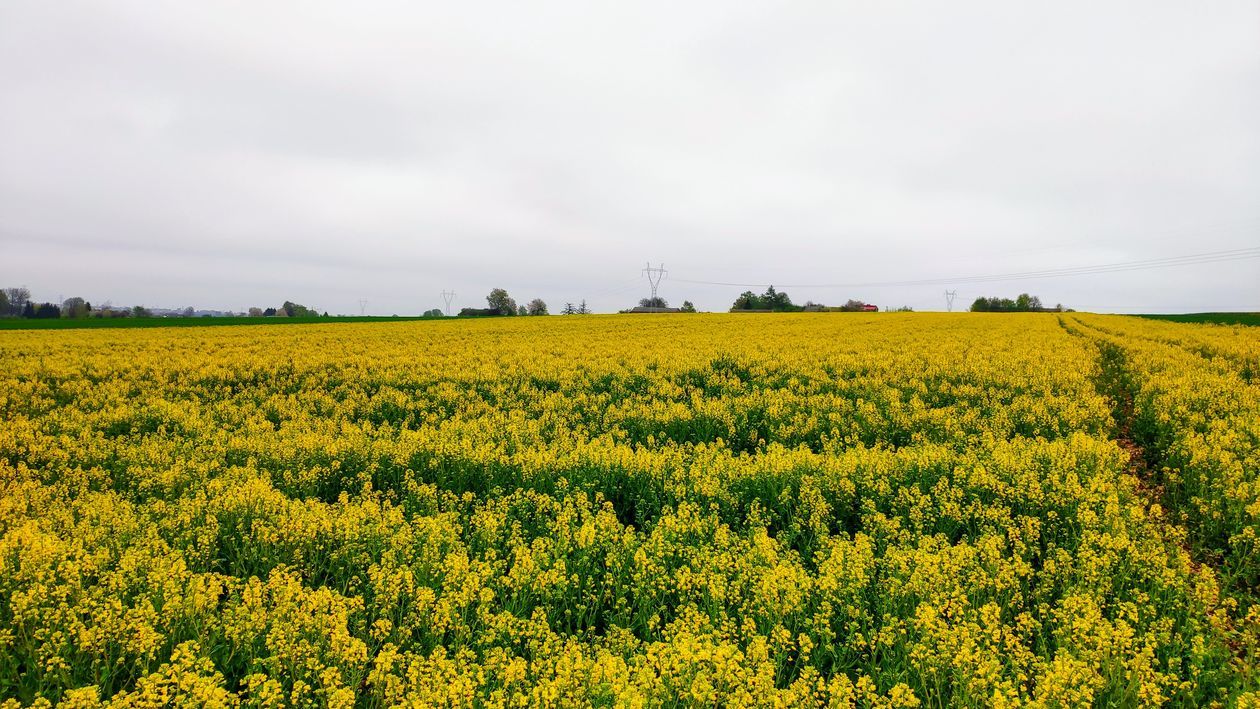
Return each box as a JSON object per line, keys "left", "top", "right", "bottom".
{"left": 3, "top": 313, "right": 1259, "bottom": 705}
{"left": 0, "top": 315, "right": 439, "bottom": 330}
{"left": 1134, "top": 312, "right": 1260, "bottom": 326}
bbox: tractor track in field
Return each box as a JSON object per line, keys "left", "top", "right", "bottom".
{"left": 1061, "top": 319, "right": 1260, "bottom": 673}
{"left": 1092, "top": 340, "right": 1167, "bottom": 511}
{"left": 1060, "top": 318, "right": 1199, "bottom": 571}
{"left": 1062, "top": 319, "right": 1260, "bottom": 670}
{"left": 1071, "top": 318, "right": 1260, "bottom": 672}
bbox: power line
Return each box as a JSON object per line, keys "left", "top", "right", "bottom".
{"left": 358, "top": 298, "right": 368, "bottom": 316}
{"left": 918, "top": 248, "right": 1260, "bottom": 285}
{"left": 441, "top": 290, "right": 455, "bottom": 316}
{"left": 944, "top": 290, "right": 957, "bottom": 312}
{"left": 669, "top": 247, "right": 1260, "bottom": 289}
{"left": 583, "top": 278, "right": 644, "bottom": 298}
{"left": 983, "top": 216, "right": 1260, "bottom": 258}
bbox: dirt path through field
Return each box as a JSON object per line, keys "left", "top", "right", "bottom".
{"left": 1065, "top": 316, "right": 1260, "bottom": 676}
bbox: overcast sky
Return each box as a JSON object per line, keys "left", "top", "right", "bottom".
{"left": 2, "top": 1, "right": 1257, "bottom": 314}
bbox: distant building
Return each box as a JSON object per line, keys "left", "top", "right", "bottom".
{"left": 627, "top": 304, "right": 685, "bottom": 313}
{"left": 862, "top": 304, "right": 879, "bottom": 312}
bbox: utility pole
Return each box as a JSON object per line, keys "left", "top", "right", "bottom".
{"left": 441, "top": 290, "right": 455, "bottom": 316}
{"left": 358, "top": 299, "right": 368, "bottom": 316}
{"left": 944, "top": 290, "right": 957, "bottom": 312}
{"left": 642, "top": 262, "right": 667, "bottom": 303}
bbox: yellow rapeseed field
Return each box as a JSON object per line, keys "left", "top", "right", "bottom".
{"left": 1, "top": 313, "right": 1257, "bottom": 707}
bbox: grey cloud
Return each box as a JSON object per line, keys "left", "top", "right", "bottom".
{"left": 1, "top": 0, "right": 1257, "bottom": 315}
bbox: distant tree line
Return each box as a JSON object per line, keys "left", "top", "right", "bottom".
{"left": 730, "top": 286, "right": 802, "bottom": 312}
{"left": 729, "top": 287, "right": 886, "bottom": 312}
{"left": 244, "top": 301, "right": 324, "bottom": 317}
{"left": 1, "top": 286, "right": 343, "bottom": 320}
{"left": 969, "top": 293, "right": 1063, "bottom": 312}
{"left": 2, "top": 287, "right": 103, "bottom": 319}
{"left": 458, "top": 288, "right": 558, "bottom": 317}
{"left": 2, "top": 284, "right": 570, "bottom": 320}
{"left": 6, "top": 282, "right": 1067, "bottom": 321}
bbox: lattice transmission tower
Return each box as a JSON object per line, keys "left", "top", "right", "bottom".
{"left": 642, "top": 262, "right": 667, "bottom": 303}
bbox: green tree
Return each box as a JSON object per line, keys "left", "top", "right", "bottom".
{"left": 526, "top": 299, "right": 548, "bottom": 316}
{"left": 486, "top": 288, "right": 517, "bottom": 316}
{"left": 970, "top": 294, "right": 1046, "bottom": 312}
{"left": 731, "top": 286, "right": 799, "bottom": 312}
{"left": 61, "top": 297, "right": 89, "bottom": 318}
{"left": 282, "top": 301, "right": 314, "bottom": 318}
{"left": 680, "top": 300, "right": 697, "bottom": 313}
{"left": 763, "top": 286, "right": 794, "bottom": 311}
{"left": 731, "top": 291, "right": 760, "bottom": 310}
{"left": 4, "top": 287, "right": 31, "bottom": 316}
